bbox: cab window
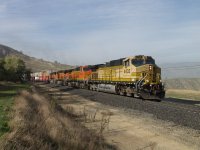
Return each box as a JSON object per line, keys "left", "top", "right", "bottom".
{"left": 124, "top": 60, "right": 130, "bottom": 67}
{"left": 132, "top": 59, "right": 144, "bottom": 67}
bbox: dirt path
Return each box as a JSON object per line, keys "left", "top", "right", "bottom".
{"left": 0, "top": 86, "right": 115, "bottom": 150}
{"left": 40, "top": 84, "right": 200, "bottom": 150}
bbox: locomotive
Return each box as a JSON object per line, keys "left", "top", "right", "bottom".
{"left": 47, "top": 55, "right": 165, "bottom": 101}
{"left": 32, "top": 55, "right": 165, "bottom": 101}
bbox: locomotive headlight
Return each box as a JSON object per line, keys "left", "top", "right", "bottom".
{"left": 149, "top": 65, "right": 152, "bottom": 70}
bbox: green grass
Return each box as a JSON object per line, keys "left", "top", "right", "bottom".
{"left": 0, "top": 82, "right": 30, "bottom": 137}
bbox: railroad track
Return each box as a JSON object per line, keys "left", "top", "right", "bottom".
{"left": 46, "top": 84, "right": 200, "bottom": 130}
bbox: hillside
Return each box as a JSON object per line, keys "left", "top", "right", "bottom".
{"left": 160, "top": 62, "right": 200, "bottom": 91}
{"left": 164, "top": 78, "right": 200, "bottom": 100}
{"left": 164, "top": 78, "right": 200, "bottom": 91}
{"left": 160, "top": 62, "right": 200, "bottom": 79}
{"left": 0, "top": 44, "right": 73, "bottom": 72}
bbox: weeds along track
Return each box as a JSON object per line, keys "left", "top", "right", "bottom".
{"left": 0, "top": 86, "right": 116, "bottom": 150}
{"left": 46, "top": 85, "right": 200, "bottom": 131}
{"left": 0, "top": 90, "right": 56, "bottom": 150}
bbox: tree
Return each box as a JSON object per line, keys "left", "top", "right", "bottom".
{"left": 3, "top": 56, "right": 27, "bottom": 82}
{"left": 0, "top": 56, "right": 31, "bottom": 82}
{"left": 0, "top": 58, "right": 6, "bottom": 80}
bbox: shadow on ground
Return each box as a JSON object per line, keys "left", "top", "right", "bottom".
{"left": 164, "top": 98, "right": 200, "bottom": 105}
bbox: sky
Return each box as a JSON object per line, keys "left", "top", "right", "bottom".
{"left": 0, "top": 0, "right": 200, "bottom": 65}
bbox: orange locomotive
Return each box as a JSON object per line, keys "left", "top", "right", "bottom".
{"left": 50, "top": 65, "right": 101, "bottom": 86}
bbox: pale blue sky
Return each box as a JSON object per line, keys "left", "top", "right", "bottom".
{"left": 0, "top": 0, "right": 200, "bottom": 65}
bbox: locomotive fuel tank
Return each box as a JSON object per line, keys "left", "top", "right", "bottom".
{"left": 97, "top": 84, "right": 116, "bottom": 93}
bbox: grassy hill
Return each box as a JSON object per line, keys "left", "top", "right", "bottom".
{"left": 0, "top": 44, "right": 73, "bottom": 72}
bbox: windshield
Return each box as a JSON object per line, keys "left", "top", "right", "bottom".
{"left": 132, "top": 59, "right": 144, "bottom": 67}
{"left": 132, "top": 58, "right": 155, "bottom": 67}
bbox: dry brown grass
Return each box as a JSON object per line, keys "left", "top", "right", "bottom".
{"left": 0, "top": 90, "right": 60, "bottom": 149}
{"left": 0, "top": 86, "right": 116, "bottom": 150}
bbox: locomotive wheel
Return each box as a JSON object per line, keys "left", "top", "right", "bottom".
{"left": 126, "top": 87, "right": 133, "bottom": 97}
{"left": 133, "top": 93, "right": 140, "bottom": 98}
{"left": 126, "top": 93, "right": 133, "bottom": 97}
{"left": 119, "top": 90, "right": 126, "bottom": 96}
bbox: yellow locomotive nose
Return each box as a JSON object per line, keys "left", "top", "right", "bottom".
{"left": 142, "top": 64, "right": 161, "bottom": 84}
{"left": 147, "top": 64, "right": 161, "bottom": 84}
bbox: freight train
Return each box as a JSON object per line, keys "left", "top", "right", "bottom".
{"left": 31, "top": 55, "right": 165, "bottom": 101}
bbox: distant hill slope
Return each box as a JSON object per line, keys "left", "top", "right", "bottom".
{"left": 160, "top": 62, "right": 200, "bottom": 79}
{"left": 158, "top": 62, "right": 200, "bottom": 91}
{"left": 0, "top": 44, "right": 73, "bottom": 72}
{"left": 164, "top": 78, "right": 200, "bottom": 91}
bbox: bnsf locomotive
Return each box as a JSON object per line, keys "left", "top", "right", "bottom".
{"left": 32, "top": 55, "right": 165, "bottom": 100}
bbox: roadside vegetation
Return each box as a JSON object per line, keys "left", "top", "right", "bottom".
{"left": 0, "top": 82, "right": 30, "bottom": 137}
{"left": 0, "top": 85, "right": 116, "bottom": 150}
{"left": 0, "top": 56, "right": 31, "bottom": 138}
